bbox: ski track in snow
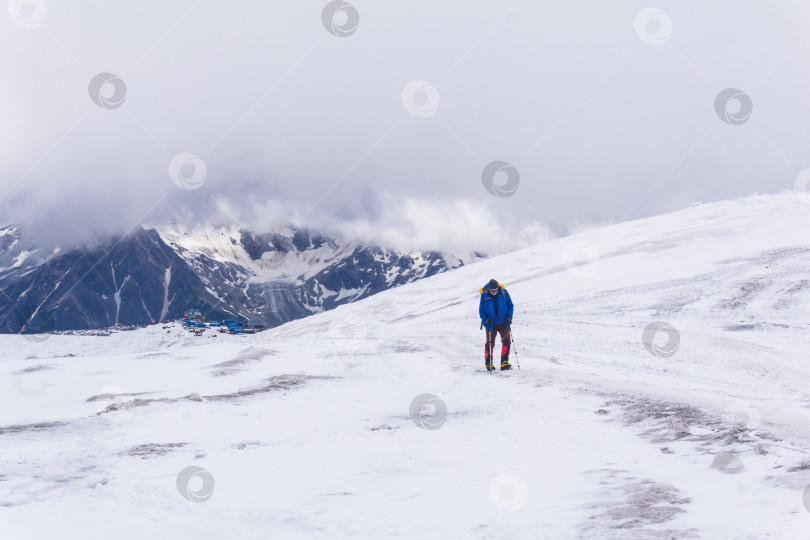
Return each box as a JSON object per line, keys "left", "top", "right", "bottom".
{"left": 3, "top": 193, "right": 810, "bottom": 539}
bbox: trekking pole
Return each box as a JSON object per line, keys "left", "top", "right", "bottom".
{"left": 510, "top": 327, "right": 521, "bottom": 370}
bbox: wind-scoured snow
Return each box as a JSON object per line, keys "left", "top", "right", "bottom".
{"left": 3, "top": 193, "right": 810, "bottom": 539}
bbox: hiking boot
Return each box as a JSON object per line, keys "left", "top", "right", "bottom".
{"left": 500, "top": 359, "right": 512, "bottom": 371}
{"left": 485, "top": 358, "right": 494, "bottom": 372}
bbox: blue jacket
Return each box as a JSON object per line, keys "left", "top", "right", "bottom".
{"left": 479, "top": 283, "right": 514, "bottom": 330}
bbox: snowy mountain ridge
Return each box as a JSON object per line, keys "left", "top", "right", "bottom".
{"left": 0, "top": 222, "right": 482, "bottom": 332}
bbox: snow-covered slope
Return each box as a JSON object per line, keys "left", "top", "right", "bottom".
{"left": 157, "top": 222, "right": 357, "bottom": 284}
{"left": 0, "top": 224, "right": 41, "bottom": 273}
{"left": 3, "top": 192, "right": 810, "bottom": 539}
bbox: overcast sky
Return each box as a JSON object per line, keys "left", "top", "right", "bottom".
{"left": 2, "top": 1, "right": 810, "bottom": 254}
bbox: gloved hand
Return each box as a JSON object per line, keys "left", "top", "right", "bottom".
{"left": 485, "top": 318, "right": 492, "bottom": 327}
{"left": 505, "top": 317, "right": 512, "bottom": 326}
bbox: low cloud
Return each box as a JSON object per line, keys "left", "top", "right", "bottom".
{"left": 2, "top": 1, "right": 810, "bottom": 253}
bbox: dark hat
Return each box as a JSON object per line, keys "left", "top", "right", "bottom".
{"left": 487, "top": 278, "right": 499, "bottom": 290}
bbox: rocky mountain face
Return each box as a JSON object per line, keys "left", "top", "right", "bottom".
{"left": 0, "top": 225, "right": 481, "bottom": 333}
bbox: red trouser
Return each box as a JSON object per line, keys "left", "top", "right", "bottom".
{"left": 485, "top": 324, "right": 511, "bottom": 362}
